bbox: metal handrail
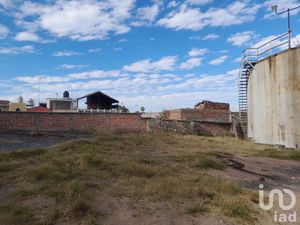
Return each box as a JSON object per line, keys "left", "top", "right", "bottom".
{"left": 242, "top": 32, "right": 290, "bottom": 64}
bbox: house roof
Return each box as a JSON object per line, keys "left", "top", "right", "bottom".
{"left": 27, "top": 106, "right": 50, "bottom": 112}
{"left": 77, "top": 91, "right": 119, "bottom": 103}
{"left": 0, "top": 100, "right": 10, "bottom": 106}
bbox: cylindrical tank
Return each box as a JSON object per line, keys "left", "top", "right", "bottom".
{"left": 63, "top": 91, "right": 70, "bottom": 98}
{"left": 27, "top": 98, "right": 34, "bottom": 107}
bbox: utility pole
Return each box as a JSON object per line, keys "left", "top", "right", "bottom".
{"left": 38, "top": 76, "right": 41, "bottom": 104}
{"left": 272, "top": 3, "right": 300, "bottom": 49}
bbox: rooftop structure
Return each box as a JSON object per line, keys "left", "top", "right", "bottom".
{"left": 77, "top": 91, "right": 119, "bottom": 110}
{"left": 27, "top": 106, "right": 50, "bottom": 113}
{"left": 195, "top": 100, "right": 230, "bottom": 111}
{"left": 46, "top": 91, "right": 75, "bottom": 112}
{"left": 0, "top": 100, "right": 10, "bottom": 112}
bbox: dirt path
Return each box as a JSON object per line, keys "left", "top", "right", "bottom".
{"left": 213, "top": 154, "right": 300, "bottom": 225}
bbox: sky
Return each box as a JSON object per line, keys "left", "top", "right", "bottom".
{"left": 1, "top": 0, "right": 300, "bottom": 112}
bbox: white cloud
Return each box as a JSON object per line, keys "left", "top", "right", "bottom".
{"left": 227, "top": 31, "right": 256, "bottom": 47}
{"left": 186, "top": 0, "right": 213, "bottom": 5}
{"left": 157, "top": 5, "right": 206, "bottom": 31}
{"left": 0, "top": 45, "right": 35, "bottom": 54}
{"left": 17, "top": 0, "right": 135, "bottom": 41}
{"left": 14, "top": 31, "right": 52, "bottom": 43}
{"left": 123, "top": 56, "right": 178, "bottom": 73}
{"left": 15, "top": 32, "right": 40, "bottom": 42}
{"left": 167, "top": 1, "right": 178, "bottom": 8}
{"left": 52, "top": 50, "right": 82, "bottom": 57}
{"left": 67, "top": 70, "right": 121, "bottom": 80}
{"left": 88, "top": 48, "right": 102, "bottom": 53}
{"left": 15, "top": 75, "right": 69, "bottom": 84}
{"left": 180, "top": 57, "right": 202, "bottom": 70}
{"left": 188, "top": 48, "right": 208, "bottom": 57}
{"left": 202, "top": 33, "right": 219, "bottom": 40}
{"left": 209, "top": 55, "right": 228, "bottom": 65}
{"left": 0, "top": 0, "right": 12, "bottom": 8}
{"left": 0, "top": 24, "right": 8, "bottom": 39}
{"left": 157, "top": 2, "right": 261, "bottom": 31}
{"left": 137, "top": 4, "right": 160, "bottom": 22}
{"left": 58, "top": 64, "right": 88, "bottom": 70}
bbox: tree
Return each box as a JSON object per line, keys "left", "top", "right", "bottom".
{"left": 117, "top": 105, "right": 129, "bottom": 113}
{"left": 140, "top": 106, "right": 145, "bottom": 113}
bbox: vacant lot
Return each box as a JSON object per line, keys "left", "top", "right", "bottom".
{"left": 0, "top": 133, "right": 300, "bottom": 225}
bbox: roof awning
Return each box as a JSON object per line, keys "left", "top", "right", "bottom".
{"left": 77, "top": 91, "right": 119, "bottom": 103}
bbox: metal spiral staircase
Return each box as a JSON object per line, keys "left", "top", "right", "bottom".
{"left": 238, "top": 61, "right": 254, "bottom": 136}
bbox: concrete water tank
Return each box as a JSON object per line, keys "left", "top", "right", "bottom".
{"left": 247, "top": 47, "right": 300, "bottom": 149}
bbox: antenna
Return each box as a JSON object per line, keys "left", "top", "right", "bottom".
{"left": 38, "top": 76, "right": 42, "bottom": 104}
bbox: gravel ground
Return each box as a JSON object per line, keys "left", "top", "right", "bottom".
{"left": 0, "top": 131, "right": 94, "bottom": 151}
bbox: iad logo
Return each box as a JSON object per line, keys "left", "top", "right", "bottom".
{"left": 259, "top": 184, "right": 297, "bottom": 223}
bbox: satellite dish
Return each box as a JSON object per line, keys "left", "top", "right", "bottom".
{"left": 271, "top": 5, "right": 278, "bottom": 12}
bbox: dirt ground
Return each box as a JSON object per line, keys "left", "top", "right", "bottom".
{"left": 0, "top": 131, "right": 94, "bottom": 151}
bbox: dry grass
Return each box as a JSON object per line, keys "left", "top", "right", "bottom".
{"left": 0, "top": 133, "right": 297, "bottom": 225}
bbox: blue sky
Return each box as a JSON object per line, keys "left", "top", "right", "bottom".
{"left": 1, "top": 0, "right": 300, "bottom": 112}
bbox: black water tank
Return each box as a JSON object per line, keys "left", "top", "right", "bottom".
{"left": 63, "top": 91, "right": 70, "bottom": 98}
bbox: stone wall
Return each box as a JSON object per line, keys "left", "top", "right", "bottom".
{"left": 0, "top": 112, "right": 149, "bottom": 133}
{"left": 164, "top": 109, "right": 231, "bottom": 123}
{"left": 149, "top": 119, "right": 232, "bottom": 136}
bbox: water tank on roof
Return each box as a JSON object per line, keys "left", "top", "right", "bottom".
{"left": 63, "top": 91, "right": 70, "bottom": 98}
{"left": 27, "top": 98, "right": 34, "bottom": 107}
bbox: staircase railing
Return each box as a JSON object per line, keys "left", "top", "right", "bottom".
{"left": 241, "top": 31, "right": 289, "bottom": 66}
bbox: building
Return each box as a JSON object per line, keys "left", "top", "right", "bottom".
{"left": 9, "top": 96, "right": 27, "bottom": 112}
{"left": 163, "top": 100, "right": 231, "bottom": 123}
{"left": 46, "top": 91, "right": 75, "bottom": 112}
{"left": 77, "top": 91, "right": 119, "bottom": 110}
{"left": 239, "top": 35, "right": 300, "bottom": 149}
{"left": 9, "top": 103, "right": 27, "bottom": 112}
{"left": 27, "top": 106, "right": 50, "bottom": 112}
{"left": 0, "top": 100, "right": 10, "bottom": 111}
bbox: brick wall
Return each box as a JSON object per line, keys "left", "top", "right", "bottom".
{"left": 0, "top": 112, "right": 149, "bottom": 132}
{"left": 195, "top": 101, "right": 230, "bottom": 111}
{"left": 164, "top": 109, "right": 231, "bottom": 123}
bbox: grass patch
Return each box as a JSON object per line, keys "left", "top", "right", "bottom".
{"left": 186, "top": 204, "right": 209, "bottom": 215}
{"left": 0, "top": 204, "right": 37, "bottom": 225}
{"left": 220, "top": 197, "right": 256, "bottom": 223}
{"left": 0, "top": 133, "right": 272, "bottom": 225}
{"left": 259, "top": 148, "right": 300, "bottom": 160}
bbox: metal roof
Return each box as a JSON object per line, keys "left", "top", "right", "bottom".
{"left": 77, "top": 91, "right": 118, "bottom": 103}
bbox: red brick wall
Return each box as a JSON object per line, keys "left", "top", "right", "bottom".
{"left": 195, "top": 101, "right": 230, "bottom": 111}
{"left": 0, "top": 112, "right": 149, "bottom": 132}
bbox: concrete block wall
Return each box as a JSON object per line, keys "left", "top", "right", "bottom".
{"left": 0, "top": 112, "right": 149, "bottom": 133}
